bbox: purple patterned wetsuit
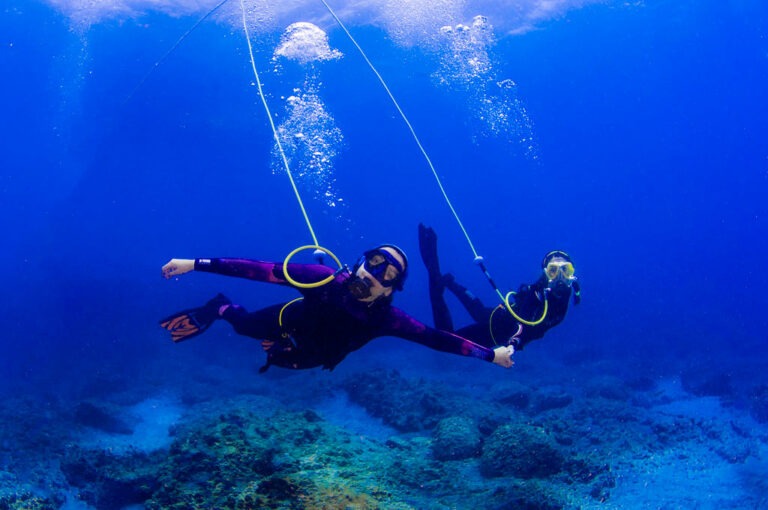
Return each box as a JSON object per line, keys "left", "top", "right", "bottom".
{"left": 194, "top": 258, "right": 495, "bottom": 371}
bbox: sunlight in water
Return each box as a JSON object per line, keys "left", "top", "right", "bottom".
{"left": 44, "top": 0, "right": 604, "bottom": 37}
{"left": 41, "top": 0, "right": 592, "bottom": 165}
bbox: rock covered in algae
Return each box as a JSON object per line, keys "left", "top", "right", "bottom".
{"left": 144, "top": 402, "right": 415, "bottom": 510}
{"left": 0, "top": 491, "right": 60, "bottom": 510}
{"left": 480, "top": 423, "right": 564, "bottom": 479}
{"left": 431, "top": 416, "right": 481, "bottom": 461}
{"left": 60, "top": 446, "right": 163, "bottom": 508}
{"left": 342, "top": 369, "right": 458, "bottom": 432}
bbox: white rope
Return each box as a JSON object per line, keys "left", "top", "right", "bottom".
{"left": 319, "top": 0, "right": 481, "bottom": 260}
{"left": 238, "top": 0, "right": 319, "bottom": 245}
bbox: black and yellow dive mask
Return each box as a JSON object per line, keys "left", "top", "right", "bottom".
{"left": 544, "top": 260, "right": 575, "bottom": 284}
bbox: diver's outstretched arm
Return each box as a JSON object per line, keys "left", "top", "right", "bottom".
{"left": 386, "top": 307, "right": 514, "bottom": 368}
{"left": 162, "top": 259, "right": 194, "bottom": 279}
{"left": 161, "top": 258, "right": 334, "bottom": 287}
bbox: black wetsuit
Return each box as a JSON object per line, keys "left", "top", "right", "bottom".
{"left": 431, "top": 275, "right": 572, "bottom": 350}
{"left": 194, "top": 258, "right": 496, "bottom": 371}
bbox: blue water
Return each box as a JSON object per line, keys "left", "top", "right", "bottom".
{"left": 1, "top": 0, "right": 767, "bottom": 507}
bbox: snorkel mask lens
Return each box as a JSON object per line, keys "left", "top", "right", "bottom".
{"left": 363, "top": 249, "right": 404, "bottom": 288}
{"left": 545, "top": 261, "right": 575, "bottom": 282}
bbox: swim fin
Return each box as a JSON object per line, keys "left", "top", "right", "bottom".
{"left": 418, "top": 223, "right": 443, "bottom": 284}
{"left": 159, "top": 293, "right": 230, "bottom": 343}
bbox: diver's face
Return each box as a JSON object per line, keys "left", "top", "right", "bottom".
{"left": 354, "top": 246, "right": 405, "bottom": 303}
{"left": 544, "top": 256, "right": 575, "bottom": 301}
{"left": 544, "top": 256, "right": 575, "bottom": 284}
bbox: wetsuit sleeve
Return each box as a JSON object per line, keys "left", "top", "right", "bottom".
{"left": 193, "top": 258, "right": 334, "bottom": 287}
{"left": 383, "top": 308, "right": 495, "bottom": 363}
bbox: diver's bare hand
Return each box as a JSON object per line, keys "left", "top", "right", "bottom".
{"left": 493, "top": 345, "right": 515, "bottom": 368}
{"left": 162, "top": 259, "right": 195, "bottom": 279}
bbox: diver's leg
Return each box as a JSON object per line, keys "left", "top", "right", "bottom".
{"left": 221, "top": 303, "right": 284, "bottom": 340}
{"left": 419, "top": 223, "right": 454, "bottom": 332}
{"left": 443, "top": 274, "right": 492, "bottom": 324}
{"left": 221, "top": 303, "right": 314, "bottom": 372}
{"left": 429, "top": 281, "right": 454, "bottom": 332}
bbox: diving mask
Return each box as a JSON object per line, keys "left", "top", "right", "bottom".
{"left": 544, "top": 261, "right": 575, "bottom": 283}
{"left": 347, "top": 247, "right": 406, "bottom": 299}
{"left": 361, "top": 248, "right": 405, "bottom": 288}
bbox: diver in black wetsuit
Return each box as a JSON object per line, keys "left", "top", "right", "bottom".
{"left": 160, "top": 245, "right": 515, "bottom": 371}
{"left": 418, "top": 224, "right": 580, "bottom": 354}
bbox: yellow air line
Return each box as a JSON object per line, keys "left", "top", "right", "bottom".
{"left": 503, "top": 291, "right": 548, "bottom": 326}
{"left": 239, "top": 2, "right": 341, "bottom": 288}
{"left": 239, "top": 0, "right": 317, "bottom": 247}
{"left": 319, "top": 0, "right": 544, "bottom": 318}
{"left": 488, "top": 305, "right": 503, "bottom": 345}
{"left": 490, "top": 292, "right": 547, "bottom": 340}
{"left": 279, "top": 297, "right": 304, "bottom": 331}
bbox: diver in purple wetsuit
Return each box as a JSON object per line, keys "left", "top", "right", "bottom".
{"left": 419, "top": 224, "right": 580, "bottom": 353}
{"left": 160, "top": 245, "right": 514, "bottom": 371}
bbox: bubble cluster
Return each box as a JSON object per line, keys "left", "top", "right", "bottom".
{"left": 271, "top": 88, "right": 345, "bottom": 211}
{"left": 435, "top": 15, "right": 536, "bottom": 156}
{"left": 476, "top": 79, "right": 538, "bottom": 158}
{"left": 273, "top": 22, "right": 343, "bottom": 64}
{"left": 436, "top": 16, "right": 495, "bottom": 88}
{"left": 267, "top": 23, "right": 346, "bottom": 215}
{"left": 378, "top": 0, "right": 464, "bottom": 47}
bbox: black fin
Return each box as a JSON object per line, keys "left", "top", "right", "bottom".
{"left": 418, "top": 223, "right": 442, "bottom": 283}
{"left": 159, "top": 294, "right": 230, "bottom": 343}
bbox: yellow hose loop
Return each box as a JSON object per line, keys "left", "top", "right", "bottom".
{"left": 503, "top": 291, "right": 549, "bottom": 326}
{"left": 488, "top": 304, "right": 504, "bottom": 346}
{"left": 283, "top": 245, "right": 342, "bottom": 289}
{"left": 279, "top": 297, "right": 304, "bottom": 329}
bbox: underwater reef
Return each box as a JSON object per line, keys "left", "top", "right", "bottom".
{"left": 1, "top": 362, "right": 767, "bottom": 509}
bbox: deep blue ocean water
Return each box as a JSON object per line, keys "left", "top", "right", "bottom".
{"left": 1, "top": 0, "right": 767, "bottom": 507}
